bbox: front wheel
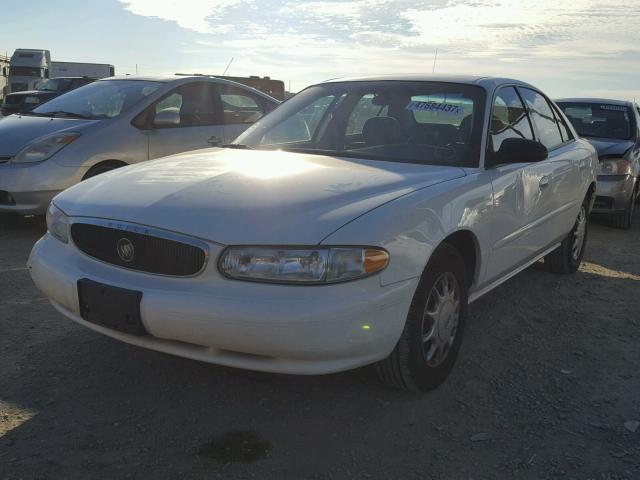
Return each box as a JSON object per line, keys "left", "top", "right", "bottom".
{"left": 545, "top": 200, "right": 588, "bottom": 274}
{"left": 374, "top": 244, "right": 468, "bottom": 392}
{"left": 611, "top": 189, "right": 636, "bottom": 229}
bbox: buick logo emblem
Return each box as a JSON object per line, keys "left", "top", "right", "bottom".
{"left": 116, "top": 238, "right": 135, "bottom": 263}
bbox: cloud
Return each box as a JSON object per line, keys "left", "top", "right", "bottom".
{"left": 118, "top": 0, "right": 250, "bottom": 33}
{"left": 117, "top": 0, "right": 640, "bottom": 99}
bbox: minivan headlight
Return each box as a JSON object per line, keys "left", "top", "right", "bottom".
{"left": 599, "top": 158, "right": 631, "bottom": 175}
{"left": 46, "top": 203, "right": 69, "bottom": 243}
{"left": 13, "top": 132, "right": 80, "bottom": 164}
{"left": 219, "top": 246, "right": 389, "bottom": 284}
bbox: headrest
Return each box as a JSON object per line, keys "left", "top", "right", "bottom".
{"left": 362, "top": 116, "right": 402, "bottom": 146}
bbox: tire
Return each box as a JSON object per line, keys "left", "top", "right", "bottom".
{"left": 82, "top": 162, "right": 125, "bottom": 180}
{"left": 612, "top": 188, "right": 636, "bottom": 229}
{"left": 374, "top": 243, "right": 468, "bottom": 392}
{"left": 545, "top": 199, "right": 589, "bottom": 274}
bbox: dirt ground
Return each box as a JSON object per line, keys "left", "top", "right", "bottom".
{"left": 1, "top": 211, "right": 639, "bottom": 480}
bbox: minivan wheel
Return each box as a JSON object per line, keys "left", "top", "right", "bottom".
{"left": 545, "top": 199, "right": 589, "bottom": 274}
{"left": 374, "top": 243, "right": 468, "bottom": 392}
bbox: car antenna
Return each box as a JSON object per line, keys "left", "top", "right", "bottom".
{"left": 432, "top": 49, "right": 438, "bottom": 73}
{"left": 222, "top": 57, "right": 234, "bottom": 76}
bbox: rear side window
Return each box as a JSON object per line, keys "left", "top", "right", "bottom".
{"left": 490, "top": 86, "right": 533, "bottom": 152}
{"left": 519, "top": 88, "right": 564, "bottom": 150}
{"left": 218, "top": 84, "right": 267, "bottom": 124}
{"left": 553, "top": 105, "right": 574, "bottom": 142}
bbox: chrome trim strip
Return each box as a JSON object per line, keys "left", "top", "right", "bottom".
{"left": 68, "top": 217, "right": 210, "bottom": 278}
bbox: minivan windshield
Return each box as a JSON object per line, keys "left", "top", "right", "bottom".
{"left": 31, "top": 80, "right": 162, "bottom": 119}
{"left": 557, "top": 102, "right": 634, "bottom": 140}
{"left": 232, "top": 81, "right": 486, "bottom": 167}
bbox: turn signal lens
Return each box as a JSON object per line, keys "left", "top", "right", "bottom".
{"left": 364, "top": 249, "right": 390, "bottom": 273}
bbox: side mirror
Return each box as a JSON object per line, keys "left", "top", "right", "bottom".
{"left": 153, "top": 109, "right": 180, "bottom": 127}
{"left": 489, "top": 138, "right": 548, "bottom": 166}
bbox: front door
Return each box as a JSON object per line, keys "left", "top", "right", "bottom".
{"left": 147, "top": 82, "right": 225, "bottom": 159}
{"left": 486, "top": 86, "right": 555, "bottom": 281}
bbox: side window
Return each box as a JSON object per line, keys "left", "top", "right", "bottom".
{"left": 153, "top": 82, "right": 220, "bottom": 128}
{"left": 490, "top": 86, "right": 533, "bottom": 152}
{"left": 519, "top": 88, "right": 564, "bottom": 150}
{"left": 218, "top": 84, "right": 266, "bottom": 125}
{"left": 346, "top": 94, "right": 388, "bottom": 135}
{"left": 552, "top": 105, "right": 574, "bottom": 142}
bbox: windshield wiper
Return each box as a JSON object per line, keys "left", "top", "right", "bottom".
{"left": 222, "top": 144, "right": 255, "bottom": 150}
{"left": 43, "top": 111, "right": 92, "bottom": 119}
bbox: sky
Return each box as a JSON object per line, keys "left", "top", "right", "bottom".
{"left": 1, "top": 0, "right": 639, "bottom": 99}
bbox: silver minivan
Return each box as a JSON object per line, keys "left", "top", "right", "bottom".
{"left": 0, "top": 75, "right": 279, "bottom": 214}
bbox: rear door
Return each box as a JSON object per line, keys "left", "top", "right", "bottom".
{"left": 147, "top": 81, "right": 225, "bottom": 159}
{"left": 518, "top": 87, "right": 580, "bottom": 246}
{"left": 217, "top": 83, "right": 274, "bottom": 143}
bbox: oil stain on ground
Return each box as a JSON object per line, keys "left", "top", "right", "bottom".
{"left": 197, "top": 430, "right": 271, "bottom": 464}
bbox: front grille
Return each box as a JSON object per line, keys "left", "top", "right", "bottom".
{"left": 4, "top": 96, "right": 22, "bottom": 105}
{"left": 71, "top": 223, "right": 207, "bottom": 276}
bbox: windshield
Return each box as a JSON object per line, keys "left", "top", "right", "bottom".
{"left": 39, "top": 78, "right": 74, "bottom": 92}
{"left": 557, "top": 102, "right": 634, "bottom": 140}
{"left": 233, "top": 81, "right": 486, "bottom": 167}
{"left": 9, "top": 66, "right": 42, "bottom": 77}
{"left": 32, "top": 80, "right": 162, "bottom": 119}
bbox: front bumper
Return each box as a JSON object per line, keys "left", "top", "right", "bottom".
{"left": 0, "top": 161, "right": 88, "bottom": 214}
{"left": 592, "top": 175, "right": 637, "bottom": 214}
{"left": 28, "top": 233, "right": 417, "bottom": 375}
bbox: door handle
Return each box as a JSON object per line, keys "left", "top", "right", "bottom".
{"left": 539, "top": 175, "right": 551, "bottom": 189}
{"left": 207, "top": 136, "right": 221, "bottom": 146}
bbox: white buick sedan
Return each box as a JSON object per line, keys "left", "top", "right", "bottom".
{"left": 29, "top": 75, "right": 598, "bottom": 392}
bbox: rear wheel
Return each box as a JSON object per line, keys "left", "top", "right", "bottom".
{"left": 374, "top": 244, "right": 468, "bottom": 392}
{"left": 545, "top": 199, "right": 588, "bottom": 274}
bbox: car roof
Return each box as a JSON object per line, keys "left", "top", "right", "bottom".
{"left": 321, "top": 74, "right": 538, "bottom": 91}
{"left": 98, "top": 75, "right": 279, "bottom": 101}
{"left": 556, "top": 98, "right": 634, "bottom": 107}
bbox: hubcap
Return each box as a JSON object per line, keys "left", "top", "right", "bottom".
{"left": 421, "top": 272, "right": 460, "bottom": 367}
{"left": 572, "top": 206, "right": 587, "bottom": 261}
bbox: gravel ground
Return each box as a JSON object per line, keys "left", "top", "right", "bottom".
{"left": 1, "top": 211, "right": 639, "bottom": 480}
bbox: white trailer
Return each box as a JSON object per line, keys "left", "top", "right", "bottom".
{"left": 51, "top": 62, "right": 114, "bottom": 79}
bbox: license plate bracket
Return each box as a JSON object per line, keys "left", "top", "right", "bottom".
{"left": 77, "top": 279, "right": 146, "bottom": 336}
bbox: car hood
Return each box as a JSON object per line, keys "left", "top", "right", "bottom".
{"left": 585, "top": 138, "right": 634, "bottom": 158}
{"left": 55, "top": 148, "right": 466, "bottom": 245}
{"left": 0, "top": 115, "right": 99, "bottom": 156}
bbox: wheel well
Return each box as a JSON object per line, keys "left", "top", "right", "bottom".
{"left": 441, "top": 230, "right": 478, "bottom": 287}
{"left": 83, "top": 160, "right": 128, "bottom": 180}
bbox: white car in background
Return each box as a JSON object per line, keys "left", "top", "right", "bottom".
{"left": 29, "top": 75, "right": 597, "bottom": 392}
{"left": 0, "top": 75, "right": 279, "bottom": 214}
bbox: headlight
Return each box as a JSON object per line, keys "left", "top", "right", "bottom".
{"left": 599, "top": 158, "right": 631, "bottom": 175}
{"left": 46, "top": 203, "right": 69, "bottom": 243}
{"left": 219, "top": 246, "right": 389, "bottom": 284}
{"left": 12, "top": 132, "right": 80, "bottom": 164}
{"left": 24, "top": 96, "right": 40, "bottom": 104}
